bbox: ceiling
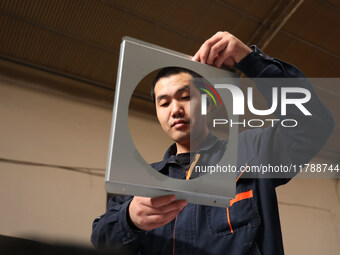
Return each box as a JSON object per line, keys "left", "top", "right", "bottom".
{"left": 0, "top": 0, "right": 339, "bottom": 162}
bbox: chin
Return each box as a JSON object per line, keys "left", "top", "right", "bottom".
{"left": 171, "top": 132, "right": 190, "bottom": 144}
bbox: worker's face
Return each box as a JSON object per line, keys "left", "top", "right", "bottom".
{"left": 154, "top": 72, "right": 207, "bottom": 145}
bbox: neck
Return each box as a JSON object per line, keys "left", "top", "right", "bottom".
{"left": 176, "top": 129, "right": 209, "bottom": 154}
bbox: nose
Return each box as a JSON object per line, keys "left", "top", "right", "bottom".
{"left": 171, "top": 100, "right": 184, "bottom": 118}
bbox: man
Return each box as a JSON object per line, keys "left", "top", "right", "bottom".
{"left": 91, "top": 32, "right": 334, "bottom": 254}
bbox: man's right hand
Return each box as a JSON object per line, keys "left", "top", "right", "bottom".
{"left": 128, "top": 195, "right": 187, "bottom": 231}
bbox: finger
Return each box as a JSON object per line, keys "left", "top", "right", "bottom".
{"left": 130, "top": 200, "right": 181, "bottom": 230}
{"left": 206, "top": 38, "right": 229, "bottom": 65}
{"left": 147, "top": 199, "right": 187, "bottom": 215}
{"left": 216, "top": 57, "right": 233, "bottom": 68}
{"left": 198, "top": 32, "right": 224, "bottom": 64}
{"left": 214, "top": 41, "right": 236, "bottom": 67}
{"left": 139, "top": 208, "right": 179, "bottom": 226}
{"left": 141, "top": 194, "right": 176, "bottom": 208}
{"left": 192, "top": 52, "right": 200, "bottom": 61}
{"left": 142, "top": 209, "right": 181, "bottom": 230}
{"left": 131, "top": 196, "right": 180, "bottom": 217}
{"left": 214, "top": 52, "right": 233, "bottom": 68}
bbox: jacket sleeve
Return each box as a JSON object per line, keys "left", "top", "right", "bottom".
{"left": 235, "top": 46, "right": 335, "bottom": 187}
{"left": 91, "top": 194, "right": 143, "bottom": 252}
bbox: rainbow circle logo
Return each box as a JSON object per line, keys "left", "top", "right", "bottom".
{"left": 198, "top": 83, "right": 223, "bottom": 106}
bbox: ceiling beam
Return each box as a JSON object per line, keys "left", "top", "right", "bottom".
{"left": 247, "top": 0, "right": 304, "bottom": 50}
{"left": 315, "top": 0, "right": 340, "bottom": 14}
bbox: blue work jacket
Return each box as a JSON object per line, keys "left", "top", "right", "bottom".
{"left": 91, "top": 47, "right": 335, "bottom": 255}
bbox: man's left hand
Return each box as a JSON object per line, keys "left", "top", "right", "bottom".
{"left": 193, "top": 31, "right": 252, "bottom": 68}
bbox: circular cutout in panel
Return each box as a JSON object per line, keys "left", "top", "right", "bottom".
{"left": 128, "top": 67, "right": 229, "bottom": 180}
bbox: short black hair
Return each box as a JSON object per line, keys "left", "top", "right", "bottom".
{"left": 151, "top": 67, "right": 203, "bottom": 103}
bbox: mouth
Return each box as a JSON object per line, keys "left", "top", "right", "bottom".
{"left": 171, "top": 119, "right": 189, "bottom": 128}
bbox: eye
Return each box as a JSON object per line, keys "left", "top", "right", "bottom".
{"left": 160, "top": 102, "right": 169, "bottom": 107}
{"left": 181, "top": 96, "right": 190, "bottom": 100}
